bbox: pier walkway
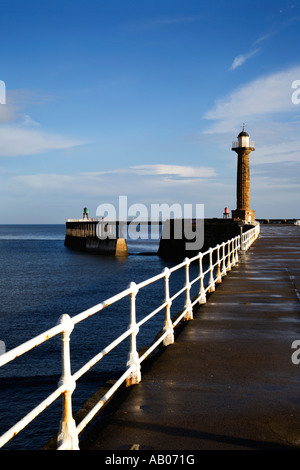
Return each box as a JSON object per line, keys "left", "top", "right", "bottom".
{"left": 80, "top": 225, "right": 300, "bottom": 450}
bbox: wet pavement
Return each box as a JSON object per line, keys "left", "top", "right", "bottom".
{"left": 80, "top": 225, "right": 300, "bottom": 450}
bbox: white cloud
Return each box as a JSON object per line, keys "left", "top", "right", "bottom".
{"left": 0, "top": 88, "right": 84, "bottom": 157}
{"left": 254, "top": 31, "right": 277, "bottom": 45}
{"left": 230, "top": 49, "right": 259, "bottom": 70}
{"left": 201, "top": 64, "right": 300, "bottom": 199}
{"left": 130, "top": 164, "right": 216, "bottom": 178}
{"left": 0, "top": 125, "right": 84, "bottom": 157}
{"left": 202, "top": 64, "right": 300, "bottom": 164}
{"left": 22, "top": 114, "right": 41, "bottom": 127}
{"left": 0, "top": 88, "right": 55, "bottom": 125}
{"left": 69, "top": 164, "right": 217, "bottom": 181}
{"left": 205, "top": 66, "right": 300, "bottom": 129}
{"left": 0, "top": 101, "right": 18, "bottom": 123}
{"left": 13, "top": 164, "right": 219, "bottom": 204}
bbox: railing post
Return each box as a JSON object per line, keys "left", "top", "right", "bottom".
{"left": 245, "top": 232, "right": 249, "bottom": 251}
{"left": 208, "top": 248, "right": 215, "bottom": 293}
{"left": 235, "top": 236, "right": 239, "bottom": 262}
{"left": 215, "top": 245, "right": 222, "bottom": 284}
{"left": 198, "top": 253, "right": 206, "bottom": 304}
{"left": 231, "top": 239, "right": 236, "bottom": 266}
{"left": 163, "top": 268, "right": 174, "bottom": 346}
{"left": 221, "top": 242, "right": 226, "bottom": 276}
{"left": 57, "top": 314, "right": 79, "bottom": 450}
{"left": 226, "top": 241, "right": 231, "bottom": 271}
{"left": 240, "top": 226, "right": 245, "bottom": 252}
{"left": 126, "top": 282, "right": 141, "bottom": 386}
{"left": 184, "top": 258, "right": 193, "bottom": 320}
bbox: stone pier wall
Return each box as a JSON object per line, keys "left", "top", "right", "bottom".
{"left": 64, "top": 221, "right": 128, "bottom": 256}
{"left": 158, "top": 219, "right": 254, "bottom": 260}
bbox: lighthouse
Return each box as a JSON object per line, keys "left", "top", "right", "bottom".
{"left": 231, "top": 126, "right": 255, "bottom": 223}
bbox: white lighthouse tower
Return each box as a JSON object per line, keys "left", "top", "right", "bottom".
{"left": 231, "top": 125, "right": 255, "bottom": 223}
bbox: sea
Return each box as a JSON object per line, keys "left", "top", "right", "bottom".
{"left": 0, "top": 224, "right": 201, "bottom": 450}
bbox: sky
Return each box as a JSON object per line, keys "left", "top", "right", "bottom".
{"left": 0, "top": 0, "right": 299, "bottom": 223}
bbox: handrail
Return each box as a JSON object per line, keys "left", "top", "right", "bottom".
{"left": 232, "top": 140, "right": 255, "bottom": 149}
{"left": 0, "top": 223, "right": 260, "bottom": 450}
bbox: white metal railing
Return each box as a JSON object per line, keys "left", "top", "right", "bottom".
{"left": 0, "top": 224, "right": 260, "bottom": 450}
{"left": 232, "top": 140, "right": 255, "bottom": 149}
{"left": 240, "top": 222, "right": 260, "bottom": 251}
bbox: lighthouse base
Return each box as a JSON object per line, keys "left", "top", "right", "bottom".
{"left": 232, "top": 209, "right": 255, "bottom": 223}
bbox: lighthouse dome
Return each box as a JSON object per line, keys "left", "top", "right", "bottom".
{"left": 237, "top": 126, "right": 250, "bottom": 147}
{"left": 238, "top": 130, "right": 249, "bottom": 137}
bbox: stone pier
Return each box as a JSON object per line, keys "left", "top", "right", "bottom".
{"left": 64, "top": 220, "right": 128, "bottom": 256}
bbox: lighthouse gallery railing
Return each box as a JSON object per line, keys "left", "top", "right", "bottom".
{"left": 0, "top": 224, "right": 260, "bottom": 450}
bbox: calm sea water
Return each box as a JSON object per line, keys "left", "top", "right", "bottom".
{"left": 0, "top": 225, "right": 200, "bottom": 450}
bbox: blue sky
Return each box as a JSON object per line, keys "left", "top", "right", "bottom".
{"left": 0, "top": 0, "right": 299, "bottom": 222}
